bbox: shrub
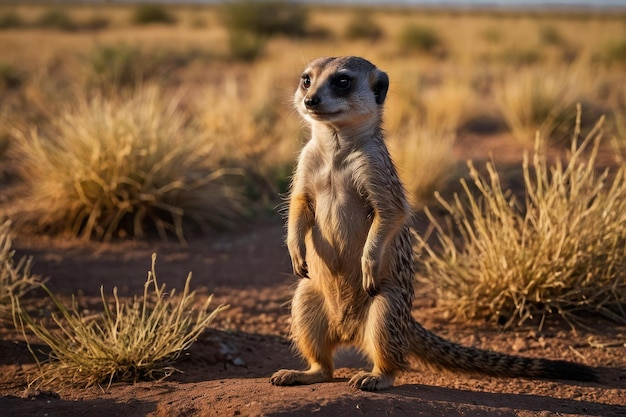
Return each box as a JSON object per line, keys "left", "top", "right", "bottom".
{"left": 539, "top": 25, "right": 565, "bottom": 47}
{"left": 35, "top": 8, "right": 77, "bottom": 31}
{"left": 596, "top": 38, "right": 626, "bottom": 65}
{"left": 398, "top": 24, "right": 445, "bottom": 56}
{"left": 0, "top": 63, "right": 23, "bottom": 90}
{"left": 82, "top": 14, "right": 110, "bottom": 31}
{"left": 416, "top": 112, "right": 626, "bottom": 328}
{"left": 344, "top": 11, "right": 383, "bottom": 41}
{"left": 220, "top": 0, "right": 308, "bottom": 37}
{"left": 227, "top": 30, "right": 266, "bottom": 62}
{"left": 0, "top": 220, "right": 44, "bottom": 322}
{"left": 11, "top": 87, "right": 243, "bottom": 243}
{"left": 14, "top": 254, "right": 227, "bottom": 388}
{"left": 0, "top": 10, "right": 24, "bottom": 29}
{"left": 131, "top": 4, "right": 177, "bottom": 25}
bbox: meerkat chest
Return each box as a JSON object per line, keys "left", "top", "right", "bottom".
{"left": 310, "top": 157, "right": 371, "bottom": 243}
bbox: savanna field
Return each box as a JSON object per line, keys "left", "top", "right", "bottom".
{"left": 0, "top": 2, "right": 625, "bottom": 416}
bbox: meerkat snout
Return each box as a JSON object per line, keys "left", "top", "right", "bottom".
{"left": 304, "top": 94, "right": 320, "bottom": 109}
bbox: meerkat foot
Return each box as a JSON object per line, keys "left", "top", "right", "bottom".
{"left": 270, "top": 368, "right": 331, "bottom": 386}
{"left": 348, "top": 371, "right": 395, "bottom": 391}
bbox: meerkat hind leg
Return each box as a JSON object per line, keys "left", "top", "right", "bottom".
{"left": 271, "top": 282, "right": 335, "bottom": 386}
{"left": 348, "top": 294, "right": 404, "bottom": 391}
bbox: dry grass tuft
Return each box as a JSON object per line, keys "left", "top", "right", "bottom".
{"left": 13, "top": 254, "right": 227, "bottom": 388}
{"left": 496, "top": 67, "right": 593, "bottom": 144}
{"left": 387, "top": 75, "right": 471, "bottom": 207}
{"left": 388, "top": 126, "right": 457, "bottom": 208}
{"left": 194, "top": 70, "right": 301, "bottom": 201}
{"left": 417, "top": 110, "right": 626, "bottom": 328}
{"left": 0, "top": 219, "right": 44, "bottom": 321}
{"left": 10, "top": 86, "right": 243, "bottom": 243}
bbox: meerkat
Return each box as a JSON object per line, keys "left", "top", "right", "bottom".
{"left": 270, "top": 56, "right": 598, "bottom": 391}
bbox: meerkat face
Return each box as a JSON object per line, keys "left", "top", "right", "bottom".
{"left": 295, "top": 56, "right": 389, "bottom": 129}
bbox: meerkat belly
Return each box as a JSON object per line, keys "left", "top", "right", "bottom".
{"left": 308, "top": 168, "right": 371, "bottom": 279}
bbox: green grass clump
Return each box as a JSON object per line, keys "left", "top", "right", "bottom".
{"left": 14, "top": 254, "right": 227, "bottom": 388}
{"left": 35, "top": 8, "right": 77, "bottom": 31}
{"left": 131, "top": 4, "right": 177, "bottom": 26}
{"left": 11, "top": 87, "right": 243, "bottom": 242}
{"left": 539, "top": 25, "right": 566, "bottom": 47}
{"left": 0, "top": 10, "right": 24, "bottom": 29}
{"left": 220, "top": 0, "right": 309, "bottom": 37}
{"left": 227, "top": 30, "right": 266, "bottom": 62}
{"left": 398, "top": 24, "right": 445, "bottom": 56}
{"left": 344, "top": 11, "right": 383, "bottom": 41}
{"left": 417, "top": 112, "right": 626, "bottom": 328}
{"left": 0, "top": 220, "right": 44, "bottom": 321}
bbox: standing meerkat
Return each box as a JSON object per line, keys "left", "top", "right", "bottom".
{"left": 271, "top": 56, "right": 597, "bottom": 391}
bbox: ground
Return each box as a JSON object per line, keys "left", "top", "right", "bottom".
{"left": 1, "top": 217, "right": 624, "bottom": 417}
{"left": 0, "top": 134, "right": 625, "bottom": 416}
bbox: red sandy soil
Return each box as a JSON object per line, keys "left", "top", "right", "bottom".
{"left": 0, "top": 133, "right": 625, "bottom": 416}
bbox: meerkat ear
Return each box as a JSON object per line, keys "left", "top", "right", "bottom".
{"left": 372, "top": 70, "right": 389, "bottom": 105}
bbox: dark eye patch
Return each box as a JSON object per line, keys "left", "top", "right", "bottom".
{"left": 331, "top": 74, "right": 353, "bottom": 96}
{"left": 301, "top": 74, "right": 311, "bottom": 89}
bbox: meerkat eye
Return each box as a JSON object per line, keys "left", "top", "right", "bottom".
{"left": 333, "top": 75, "right": 351, "bottom": 90}
{"left": 301, "top": 74, "right": 311, "bottom": 89}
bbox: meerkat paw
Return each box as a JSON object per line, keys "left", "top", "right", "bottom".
{"left": 349, "top": 371, "right": 394, "bottom": 391}
{"left": 291, "top": 259, "right": 309, "bottom": 279}
{"left": 270, "top": 368, "right": 330, "bottom": 386}
{"left": 360, "top": 256, "right": 379, "bottom": 296}
{"left": 288, "top": 243, "right": 309, "bottom": 278}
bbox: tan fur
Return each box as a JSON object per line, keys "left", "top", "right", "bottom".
{"left": 270, "top": 56, "right": 597, "bottom": 391}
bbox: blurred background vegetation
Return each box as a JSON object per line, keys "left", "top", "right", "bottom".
{"left": 0, "top": 1, "right": 625, "bottom": 330}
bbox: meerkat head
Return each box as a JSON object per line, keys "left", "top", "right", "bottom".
{"left": 295, "top": 56, "right": 389, "bottom": 130}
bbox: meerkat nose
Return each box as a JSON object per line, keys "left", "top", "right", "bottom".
{"left": 304, "top": 95, "right": 321, "bottom": 108}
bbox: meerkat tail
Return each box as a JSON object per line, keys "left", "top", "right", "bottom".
{"left": 408, "top": 319, "right": 598, "bottom": 382}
